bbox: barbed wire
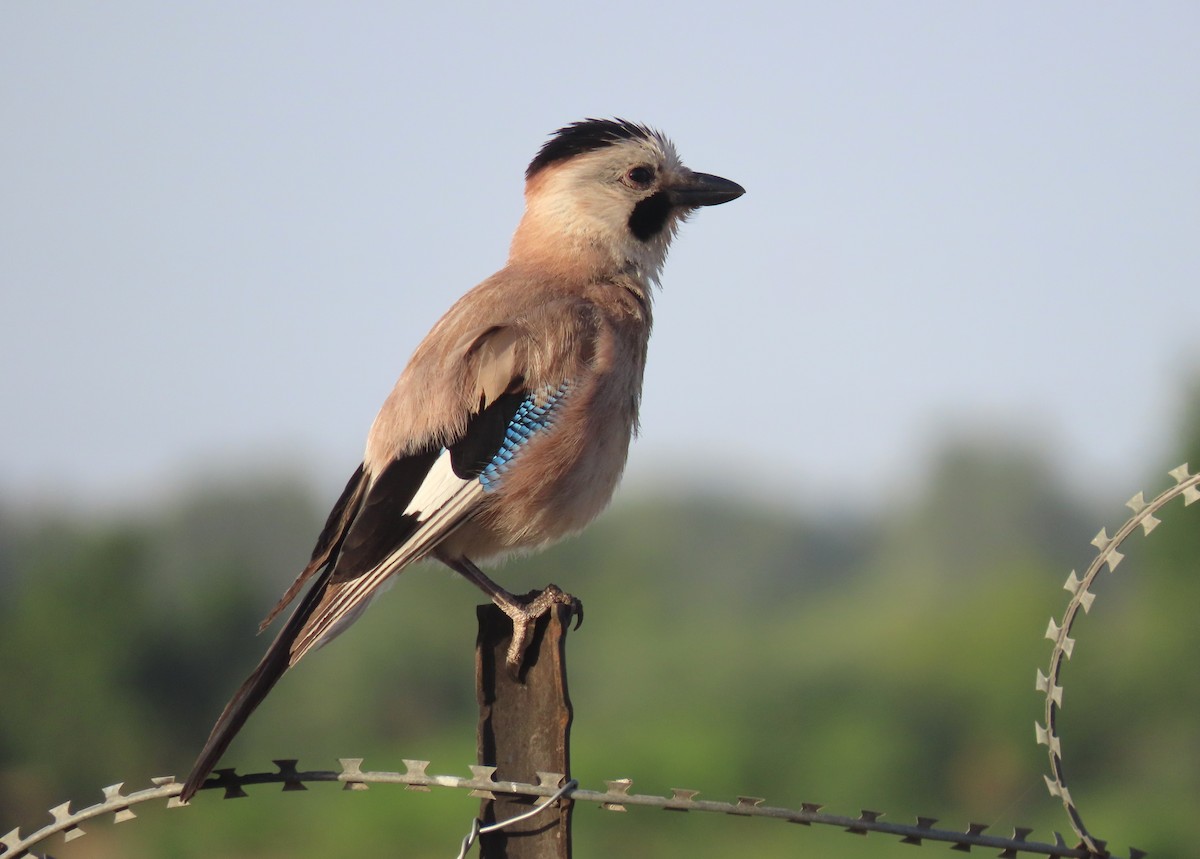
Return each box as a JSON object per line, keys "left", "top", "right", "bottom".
{"left": 0, "top": 758, "right": 1140, "bottom": 859}
{"left": 5, "top": 464, "right": 1195, "bottom": 859}
{"left": 1037, "top": 463, "right": 1199, "bottom": 855}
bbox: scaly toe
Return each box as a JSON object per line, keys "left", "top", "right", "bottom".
{"left": 497, "top": 585, "right": 583, "bottom": 675}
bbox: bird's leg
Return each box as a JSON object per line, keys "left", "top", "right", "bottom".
{"left": 442, "top": 556, "right": 582, "bottom": 672}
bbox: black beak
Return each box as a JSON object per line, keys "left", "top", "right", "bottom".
{"left": 668, "top": 171, "right": 746, "bottom": 207}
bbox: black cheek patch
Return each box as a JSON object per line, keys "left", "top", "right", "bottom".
{"left": 628, "top": 192, "right": 673, "bottom": 241}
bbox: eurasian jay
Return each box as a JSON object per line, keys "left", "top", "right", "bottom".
{"left": 180, "top": 118, "right": 743, "bottom": 801}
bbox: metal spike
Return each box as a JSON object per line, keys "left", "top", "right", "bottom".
{"left": 1105, "top": 548, "right": 1124, "bottom": 572}
{"left": 601, "top": 778, "right": 631, "bottom": 812}
{"left": 1044, "top": 619, "right": 1075, "bottom": 657}
{"left": 47, "top": 802, "right": 72, "bottom": 825}
{"left": 732, "top": 796, "right": 765, "bottom": 815}
{"left": 950, "top": 825, "right": 987, "bottom": 852}
{"left": 899, "top": 815, "right": 938, "bottom": 845}
{"left": 783, "top": 803, "right": 815, "bottom": 825}
{"left": 1043, "top": 774, "right": 1061, "bottom": 797}
{"left": 1036, "top": 672, "right": 1064, "bottom": 707}
{"left": 844, "top": 808, "right": 879, "bottom": 834}
{"left": 338, "top": 757, "right": 364, "bottom": 776}
{"left": 1090, "top": 527, "right": 1111, "bottom": 550}
{"left": 665, "top": 788, "right": 699, "bottom": 811}
{"left": 849, "top": 809, "right": 882, "bottom": 833}
{"left": 1063, "top": 568, "right": 1096, "bottom": 609}
{"left": 533, "top": 772, "right": 565, "bottom": 805}
{"left": 1140, "top": 512, "right": 1161, "bottom": 535}
{"left": 535, "top": 772, "right": 566, "bottom": 806}
{"left": 1011, "top": 826, "right": 1033, "bottom": 841}
{"left": 101, "top": 784, "right": 136, "bottom": 823}
{"left": 272, "top": 759, "right": 306, "bottom": 792}
{"left": 1035, "top": 722, "right": 1048, "bottom": 746}
{"left": 1062, "top": 570, "right": 1083, "bottom": 594}
{"left": 338, "top": 758, "right": 368, "bottom": 792}
{"left": 1129, "top": 848, "right": 1148, "bottom": 859}
{"left": 402, "top": 759, "right": 430, "bottom": 778}
{"left": 1125, "top": 491, "right": 1147, "bottom": 513}
{"left": 211, "top": 769, "right": 248, "bottom": 800}
{"left": 402, "top": 759, "right": 431, "bottom": 792}
{"left": 1184, "top": 485, "right": 1200, "bottom": 506}
{"left": 47, "top": 816, "right": 78, "bottom": 848}
{"left": 1, "top": 827, "right": 23, "bottom": 852}
{"left": 468, "top": 765, "right": 498, "bottom": 799}
{"left": 48, "top": 801, "right": 84, "bottom": 843}
{"left": 1035, "top": 723, "right": 1062, "bottom": 756}
{"left": 469, "top": 765, "right": 497, "bottom": 783}
{"left": 151, "top": 776, "right": 186, "bottom": 809}
{"left": 1168, "top": 463, "right": 1191, "bottom": 483}
{"left": 64, "top": 825, "right": 87, "bottom": 842}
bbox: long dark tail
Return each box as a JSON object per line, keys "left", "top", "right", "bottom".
{"left": 178, "top": 581, "right": 324, "bottom": 802}
{"left": 179, "top": 467, "right": 372, "bottom": 802}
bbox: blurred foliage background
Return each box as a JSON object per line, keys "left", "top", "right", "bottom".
{"left": 2, "top": 388, "right": 1198, "bottom": 858}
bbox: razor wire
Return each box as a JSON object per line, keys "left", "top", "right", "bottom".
{"left": 1037, "top": 463, "right": 1199, "bottom": 855}
{"left": 5, "top": 464, "right": 1197, "bottom": 859}
{"left": 0, "top": 758, "right": 1143, "bottom": 859}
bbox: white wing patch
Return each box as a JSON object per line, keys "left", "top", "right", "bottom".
{"left": 289, "top": 449, "right": 485, "bottom": 662}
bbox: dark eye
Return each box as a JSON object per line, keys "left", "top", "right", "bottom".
{"left": 626, "top": 165, "right": 655, "bottom": 188}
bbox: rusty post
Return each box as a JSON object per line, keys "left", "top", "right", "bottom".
{"left": 476, "top": 600, "right": 574, "bottom": 859}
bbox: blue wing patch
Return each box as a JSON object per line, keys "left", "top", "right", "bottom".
{"left": 479, "top": 382, "right": 573, "bottom": 492}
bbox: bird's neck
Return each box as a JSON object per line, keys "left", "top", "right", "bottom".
{"left": 509, "top": 213, "right": 668, "bottom": 290}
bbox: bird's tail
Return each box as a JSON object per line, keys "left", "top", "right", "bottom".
{"left": 178, "top": 582, "right": 322, "bottom": 803}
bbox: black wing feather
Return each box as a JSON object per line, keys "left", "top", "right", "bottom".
{"left": 328, "top": 446, "right": 441, "bottom": 585}
{"left": 448, "top": 390, "right": 528, "bottom": 479}
{"left": 259, "top": 464, "right": 369, "bottom": 631}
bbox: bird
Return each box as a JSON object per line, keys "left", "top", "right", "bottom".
{"left": 179, "top": 118, "right": 743, "bottom": 802}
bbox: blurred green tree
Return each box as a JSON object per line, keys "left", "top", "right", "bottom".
{"left": 1, "top": 382, "right": 1198, "bottom": 856}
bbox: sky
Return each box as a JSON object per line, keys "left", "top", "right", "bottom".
{"left": 2, "top": 3, "right": 1198, "bottom": 512}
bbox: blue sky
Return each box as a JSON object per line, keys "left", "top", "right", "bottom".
{"left": 3, "top": 3, "right": 1198, "bottom": 510}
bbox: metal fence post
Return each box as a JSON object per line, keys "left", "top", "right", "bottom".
{"left": 475, "top": 601, "right": 574, "bottom": 859}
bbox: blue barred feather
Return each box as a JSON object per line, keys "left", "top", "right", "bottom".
{"left": 479, "top": 383, "right": 572, "bottom": 492}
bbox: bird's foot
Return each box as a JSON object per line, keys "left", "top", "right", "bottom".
{"left": 494, "top": 584, "right": 583, "bottom": 676}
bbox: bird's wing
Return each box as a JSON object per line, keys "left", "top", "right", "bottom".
{"left": 256, "top": 463, "right": 370, "bottom": 632}
{"left": 286, "top": 322, "right": 533, "bottom": 661}
{"left": 180, "top": 322, "right": 542, "bottom": 802}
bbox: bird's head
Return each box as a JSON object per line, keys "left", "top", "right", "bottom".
{"left": 510, "top": 119, "right": 744, "bottom": 286}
